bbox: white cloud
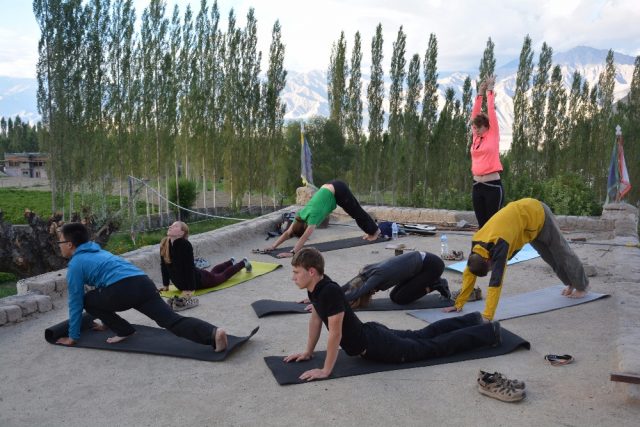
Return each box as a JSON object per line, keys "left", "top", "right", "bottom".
{"left": 1, "top": 0, "right": 638, "bottom": 78}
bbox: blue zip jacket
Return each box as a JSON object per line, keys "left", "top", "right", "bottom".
{"left": 66, "top": 241, "right": 146, "bottom": 340}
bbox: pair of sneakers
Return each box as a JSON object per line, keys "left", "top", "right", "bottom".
{"left": 477, "top": 370, "right": 526, "bottom": 402}
{"left": 167, "top": 296, "right": 200, "bottom": 312}
{"left": 230, "top": 257, "right": 253, "bottom": 273}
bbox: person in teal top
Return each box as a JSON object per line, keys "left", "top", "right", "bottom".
{"left": 55, "top": 222, "right": 228, "bottom": 352}
{"left": 267, "top": 180, "right": 380, "bottom": 258}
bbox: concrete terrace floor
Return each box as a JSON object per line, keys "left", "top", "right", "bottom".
{"left": 1, "top": 210, "right": 639, "bottom": 426}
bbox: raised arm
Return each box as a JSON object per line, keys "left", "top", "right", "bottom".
{"left": 471, "top": 79, "right": 487, "bottom": 119}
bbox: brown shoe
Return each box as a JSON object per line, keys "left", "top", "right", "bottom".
{"left": 477, "top": 371, "right": 526, "bottom": 402}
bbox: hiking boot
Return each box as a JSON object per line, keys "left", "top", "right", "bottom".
{"left": 431, "top": 278, "right": 451, "bottom": 299}
{"left": 243, "top": 257, "right": 252, "bottom": 273}
{"left": 173, "top": 296, "right": 200, "bottom": 312}
{"left": 478, "top": 370, "right": 526, "bottom": 390}
{"left": 477, "top": 371, "right": 526, "bottom": 402}
{"left": 491, "top": 321, "right": 502, "bottom": 347}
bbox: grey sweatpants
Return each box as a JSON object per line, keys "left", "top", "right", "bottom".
{"left": 529, "top": 203, "right": 589, "bottom": 291}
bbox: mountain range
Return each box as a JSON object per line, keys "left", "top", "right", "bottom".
{"left": 1, "top": 46, "right": 636, "bottom": 151}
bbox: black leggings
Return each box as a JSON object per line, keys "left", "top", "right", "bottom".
{"left": 389, "top": 253, "right": 444, "bottom": 304}
{"left": 330, "top": 180, "right": 378, "bottom": 235}
{"left": 472, "top": 179, "right": 504, "bottom": 228}
{"left": 84, "top": 275, "right": 216, "bottom": 346}
{"left": 361, "top": 312, "right": 496, "bottom": 363}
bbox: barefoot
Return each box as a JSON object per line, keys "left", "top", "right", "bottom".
{"left": 92, "top": 321, "right": 108, "bottom": 331}
{"left": 214, "top": 328, "right": 228, "bottom": 353}
{"left": 106, "top": 334, "right": 133, "bottom": 344}
{"left": 182, "top": 290, "right": 194, "bottom": 298}
{"left": 363, "top": 228, "right": 381, "bottom": 241}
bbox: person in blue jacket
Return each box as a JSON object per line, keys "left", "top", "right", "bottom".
{"left": 55, "top": 222, "right": 227, "bottom": 352}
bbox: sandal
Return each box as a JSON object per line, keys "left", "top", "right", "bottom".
{"left": 544, "top": 354, "right": 574, "bottom": 366}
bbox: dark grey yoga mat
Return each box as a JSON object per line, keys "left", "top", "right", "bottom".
{"left": 264, "top": 327, "right": 530, "bottom": 385}
{"left": 264, "top": 236, "right": 389, "bottom": 257}
{"left": 408, "top": 284, "right": 610, "bottom": 323}
{"left": 45, "top": 314, "right": 259, "bottom": 361}
{"left": 252, "top": 294, "right": 453, "bottom": 318}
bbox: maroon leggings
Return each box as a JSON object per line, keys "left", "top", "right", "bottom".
{"left": 198, "top": 260, "right": 245, "bottom": 288}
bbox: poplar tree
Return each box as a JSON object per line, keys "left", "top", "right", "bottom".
{"left": 262, "top": 20, "right": 286, "bottom": 206}
{"left": 529, "top": 42, "right": 553, "bottom": 176}
{"left": 510, "top": 35, "right": 534, "bottom": 175}
{"left": 543, "top": 65, "right": 566, "bottom": 178}
{"left": 345, "top": 31, "right": 363, "bottom": 189}
{"left": 366, "top": 23, "right": 384, "bottom": 199}
{"left": 478, "top": 37, "right": 496, "bottom": 111}
{"left": 327, "top": 31, "right": 348, "bottom": 132}
{"left": 404, "top": 53, "right": 421, "bottom": 194}
{"left": 388, "top": 26, "right": 406, "bottom": 205}
{"left": 420, "top": 33, "right": 438, "bottom": 195}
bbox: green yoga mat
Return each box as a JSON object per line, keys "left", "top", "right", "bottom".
{"left": 160, "top": 261, "right": 282, "bottom": 297}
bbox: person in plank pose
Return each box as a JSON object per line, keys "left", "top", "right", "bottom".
{"left": 443, "top": 198, "right": 588, "bottom": 321}
{"left": 55, "top": 222, "right": 228, "bottom": 352}
{"left": 284, "top": 247, "right": 500, "bottom": 382}
{"left": 266, "top": 180, "right": 380, "bottom": 258}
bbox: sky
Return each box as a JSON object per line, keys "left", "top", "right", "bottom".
{"left": 1, "top": 0, "right": 639, "bottom": 79}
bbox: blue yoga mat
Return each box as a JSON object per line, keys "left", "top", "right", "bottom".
{"left": 445, "top": 243, "right": 540, "bottom": 273}
{"left": 407, "top": 284, "right": 609, "bottom": 323}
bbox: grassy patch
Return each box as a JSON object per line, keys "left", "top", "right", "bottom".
{"left": 0, "top": 272, "right": 17, "bottom": 298}
{"left": 0, "top": 187, "right": 151, "bottom": 224}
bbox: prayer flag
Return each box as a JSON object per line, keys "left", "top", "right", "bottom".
{"left": 606, "top": 126, "right": 632, "bottom": 203}
{"left": 300, "top": 123, "right": 315, "bottom": 187}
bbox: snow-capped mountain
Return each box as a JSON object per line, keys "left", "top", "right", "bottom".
{"left": 283, "top": 46, "right": 637, "bottom": 151}
{"left": 1, "top": 46, "right": 635, "bottom": 151}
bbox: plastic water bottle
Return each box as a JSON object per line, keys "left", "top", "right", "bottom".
{"left": 440, "top": 234, "right": 449, "bottom": 256}
{"left": 391, "top": 222, "right": 399, "bottom": 240}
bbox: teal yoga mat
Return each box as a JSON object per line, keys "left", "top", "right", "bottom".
{"left": 445, "top": 243, "right": 540, "bottom": 273}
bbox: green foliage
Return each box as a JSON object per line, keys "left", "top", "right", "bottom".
{"left": 0, "top": 187, "right": 148, "bottom": 224}
{"left": 541, "top": 173, "right": 601, "bottom": 216}
{"left": 0, "top": 272, "right": 17, "bottom": 298}
{"left": 168, "top": 179, "right": 198, "bottom": 219}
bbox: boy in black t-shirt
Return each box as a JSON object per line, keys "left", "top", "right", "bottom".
{"left": 284, "top": 247, "right": 502, "bottom": 382}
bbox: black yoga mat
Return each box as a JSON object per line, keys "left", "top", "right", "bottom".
{"left": 264, "top": 236, "right": 389, "bottom": 257}
{"left": 252, "top": 294, "right": 453, "bottom": 318}
{"left": 264, "top": 327, "right": 530, "bottom": 385}
{"left": 45, "top": 314, "right": 259, "bottom": 361}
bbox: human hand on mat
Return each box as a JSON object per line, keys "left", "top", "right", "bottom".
{"left": 91, "top": 321, "right": 108, "bottom": 331}
{"left": 299, "top": 368, "right": 330, "bottom": 382}
{"left": 283, "top": 351, "right": 312, "bottom": 363}
{"left": 561, "top": 286, "right": 587, "bottom": 299}
{"left": 277, "top": 252, "right": 293, "bottom": 258}
{"left": 157, "top": 286, "right": 169, "bottom": 293}
{"left": 442, "top": 306, "right": 461, "bottom": 313}
{"left": 56, "top": 337, "right": 76, "bottom": 346}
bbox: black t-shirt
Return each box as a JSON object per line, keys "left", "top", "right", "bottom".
{"left": 308, "top": 275, "right": 366, "bottom": 356}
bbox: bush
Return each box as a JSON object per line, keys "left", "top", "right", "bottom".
{"left": 168, "top": 179, "right": 198, "bottom": 220}
{"left": 541, "top": 173, "right": 601, "bottom": 216}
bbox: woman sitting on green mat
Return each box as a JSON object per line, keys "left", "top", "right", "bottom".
{"left": 159, "top": 221, "right": 252, "bottom": 299}
{"left": 266, "top": 180, "right": 380, "bottom": 258}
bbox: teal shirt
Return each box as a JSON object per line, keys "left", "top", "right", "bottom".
{"left": 298, "top": 188, "right": 336, "bottom": 225}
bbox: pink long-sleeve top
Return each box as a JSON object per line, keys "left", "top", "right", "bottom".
{"left": 470, "top": 91, "right": 502, "bottom": 177}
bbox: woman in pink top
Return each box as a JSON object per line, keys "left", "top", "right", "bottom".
{"left": 470, "top": 75, "right": 504, "bottom": 228}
